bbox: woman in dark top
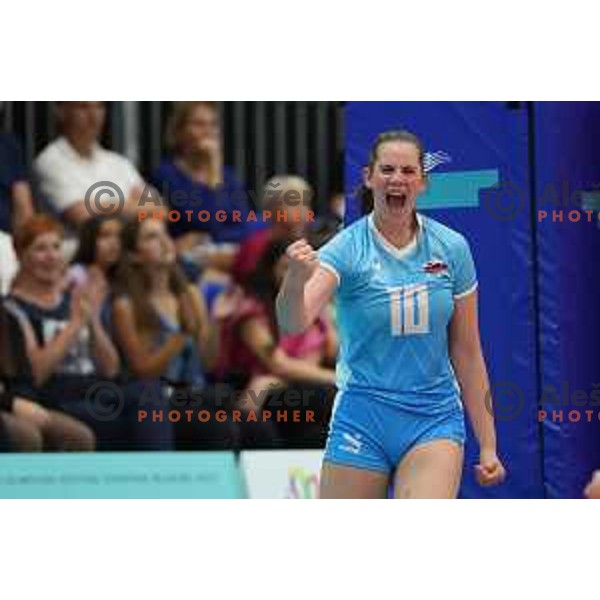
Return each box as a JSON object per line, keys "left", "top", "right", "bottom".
{"left": 1, "top": 294, "right": 94, "bottom": 453}
{"left": 5, "top": 215, "right": 120, "bottom": 449}
{"left": 0, "top": 303, "right": 43, "bottom": 452}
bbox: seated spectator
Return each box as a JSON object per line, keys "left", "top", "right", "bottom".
{"left": 69, "top": 217, "right": 123, "bottom": 331}
{"left": 34, "top": 102, "right": 156, "bottom": 228}
{"left": 231, "top": 175, "right": 315, "bottom": 284}
{"left": 217, "top": 239, "right": 337, "bottom": 447}
{"left": 150, "top": 102, "right": 259, "bottom": 261}
{"left": 113, "top": 218, "right": 228, "bottom": 450}
{"left": 329, "top": 191, "right": 345, "bottom": 224}
{"left": 4, "top": 215, "right": 120, "bottom": 449}
{"left": 1, "top": 280, "right": 95, "bottom": 453}
{"left": 1, "top": 303, "right": 43, "bottom": 452}
{"left": 0, "top": 228, "right": 18, "bottom": 295}
{"left": 0, "top": 413, "right": 9, "bottom": 452}
{"left": 0, "top": 129, "right": 35, "bottom": 234}
{"left": 71, "top": 217, "right": 122, "bottom": 282}
{"left": 0, "top": 126, "right": 36, "bottom": 295}
{"left": 309, "top": 191, "right": 344, "bottom": 249}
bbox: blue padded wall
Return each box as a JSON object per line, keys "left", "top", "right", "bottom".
{"left": 534, "top": 102, "right": 600, "bottom": 498}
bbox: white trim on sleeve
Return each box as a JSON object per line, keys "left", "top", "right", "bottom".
{"left": 319, "top": 262, "right": 341, "bottom": 286}
{"left": 453, "top": 281, "right": 478, "bottom": 300}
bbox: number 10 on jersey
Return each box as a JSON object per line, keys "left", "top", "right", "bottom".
{"left": 388, "top": 284, "right": 429, "bottom": 336}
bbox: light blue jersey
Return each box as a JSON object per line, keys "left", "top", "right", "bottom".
{"left": 319, "top": 212, "right": 477, "bottom": 416}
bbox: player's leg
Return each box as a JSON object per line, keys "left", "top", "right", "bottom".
{"left": 319, "top": 391, "right": 391, "bottom": 498}
{"left": 393, "top": 439, "right": 463, "bottom": 499}
{"left": 320, "top": 461, "right": 389, "bottom": 498}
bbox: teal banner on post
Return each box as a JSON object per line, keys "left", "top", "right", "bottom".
{"left": 0, "top": 452, "right": 243, "bottom": 498}
{"left": 418, "top": 169, "right": 499, "bottom": 209}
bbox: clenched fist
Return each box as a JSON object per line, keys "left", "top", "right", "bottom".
{"left": 584, "top": 470, "right": 600, "bottom": 498}
{"left": 475, "top": 449, "right": 506, "bottom": 487}
{"left": 286, "top": 238, "right": 319, "bottom": 283}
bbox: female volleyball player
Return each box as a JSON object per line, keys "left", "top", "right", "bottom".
{"left": 276, "top": 130, "right": 506, "bottom": 498}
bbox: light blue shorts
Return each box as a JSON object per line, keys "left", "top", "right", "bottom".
{"left": 323, "top": 391, "right": 466, "bottom": 474}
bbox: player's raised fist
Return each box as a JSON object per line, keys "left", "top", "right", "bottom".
{"left": 286, "top": 238, "right": 319, "bottom": 282}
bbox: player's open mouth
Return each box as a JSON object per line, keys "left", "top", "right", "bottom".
{"left": 385, "top": 193, "right": 408, "bottom": 208}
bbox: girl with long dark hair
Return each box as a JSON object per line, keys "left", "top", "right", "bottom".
{"left": 112, "top": 218, "right": 221, "bottom": 449}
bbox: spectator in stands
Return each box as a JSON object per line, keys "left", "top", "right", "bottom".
{"left": 0, "top": 229, "right": 18, "bottom": 295}
{"left": 70, "top": 218, "right": 122, "bottom": 331}
{"left": 0, "top": 128, "right": 35, "bottom": 234}
{"left": 231, "top": 175, "right": 315, "bottom": 284}
{"left": 309, "top": 191, "right": 344, "bottom": 249}
{"left": 34, "top": 102, "right": 156, "bottom": 227}
{"left": 1, "top": 306, "right": 94, "bottom": 453}
{"left": 0, "top": 412, "right": 9, "bottom": 452}
{"left": 150, "top": 102, "right": 259, "bottom": 261}
{"left": 329, "top": 191, "right": 345, "bottom": 223}
{"left": 4, "top": 215, "right": 120, "bottom": 448}
{"left": 218, "top": 239, "right": 337, "bottom": 446}
{"left": 72, "top": 218, "right": 122, "bottom": 283}
{"left": 112, "top": 218, "right": 224, "bottom": 449}
{"left": 1, "top": 304, "right": 43, "bottom": 452}
{"left": 0, "top": 121, "right": 36, "bottom": 294}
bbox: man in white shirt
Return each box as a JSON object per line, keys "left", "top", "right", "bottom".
{"left": 34, "top": 102, "right": 158, "bottom": 227}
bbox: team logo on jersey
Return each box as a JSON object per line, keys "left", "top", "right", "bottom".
{"left": 422, "top": 259, "right": 449, "bottom": 275}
